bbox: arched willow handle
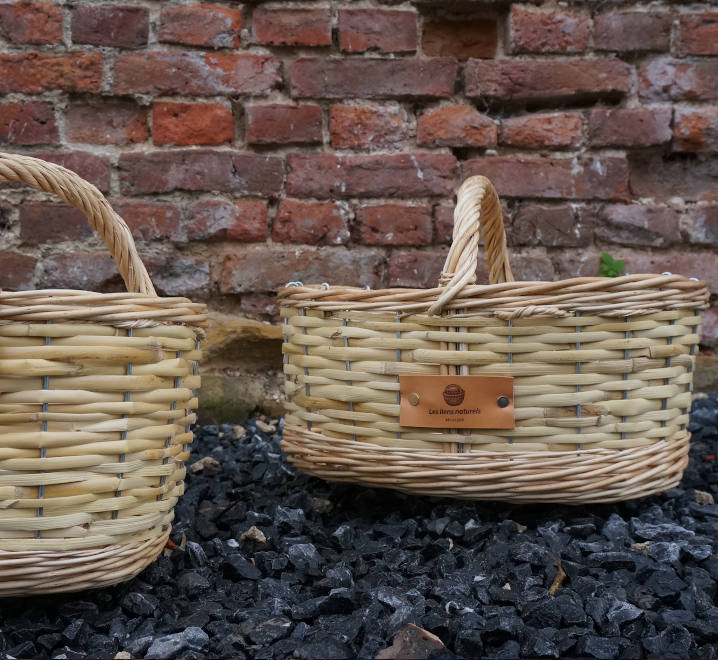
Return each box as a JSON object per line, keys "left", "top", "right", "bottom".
{"left": 428, "top": 176, "right": 514, "bottom": 315}
{"left": 0, "top": 152, "right": 156, "bottom": 296}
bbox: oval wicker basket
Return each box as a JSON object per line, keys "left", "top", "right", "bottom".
{"left": 279, "top": 176, "right": 709, "bottom": 504}
{"left": 0, "top": 153, "right": 206, "bottom": 596}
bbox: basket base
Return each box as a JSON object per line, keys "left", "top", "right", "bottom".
{"left": 0, "top": 528, "right": 170, "bottom": 597}
{"left": 282, "top": 427, "right": 690, "bottom": 504}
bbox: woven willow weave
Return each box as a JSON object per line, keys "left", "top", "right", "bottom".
{"left": 279, "top": 176, "right": 709, "bottom": 503}
{"left": 0, "top": 153, "right": 206, "bottom": 595}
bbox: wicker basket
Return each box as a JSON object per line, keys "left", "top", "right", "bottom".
{"left": 279, "top": 176, "right": 709, "bottom": 504}
{"left": 0, "top": 153, "right": 206, "bottom": 596}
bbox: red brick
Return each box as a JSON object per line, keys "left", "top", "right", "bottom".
{"left": 287, "top": 153, "right": 457, "bottom": 199}
{"left": 329, "top": 105, "right": 407, "bottom": 150}
{"left": 555, "top": 250, "right": 603, "bottom": 279}
{"left": 221, "top": 248, "right": 383, "bottom": 293}
{"left": 148, "top": 256, "right": 210, "bottom": 299}
{"left": 20, "top": 203, "right": 91, "bottom": 244}
{"left": 509, "top": 7, "right": 590, "bottom": 54}
{"left": 464, "top": 156, "right": 628, "bottom": 200}
{"left": 339, "top": 9, "right": 417, "bottom": 53}
{"left": 0, "top": 52, "right": 102, "bottom": 94}
{"left": 40, "top": 253, "right": 119, "bottom": 291}
{"left": 357, "top": 204, "right": 432, "bottom": 246}
{"left": 291, "top": 58, "right": 456, "bottom": 99}
{"left": 0, "top": 251, "right": 36, "bottom": 290}
{"left": 187, "top": 199, "right": 267, "bottom": 243}
{"left": 417, "top": 106, "right": 496, "bottom": 148}
{"left": 594, "top": 11, "right": 671, "bottom": 52}
{"left": 590, "top": 107, "right": 671, "bottom": 147}
{"left": 110, "top": 200, "right": 182, "bottom": 241}
{"left": 115, "top": 51, "right": 280, "bottom": 96}
{"left": 629, "top": 155, "right": 718, "bottom": 202}
{"left": 597, "top": 204, "right": 680, "bottom": 247}
{"left": 434, "top": 200, "right": 511, "bottom": 245}
{"left": 618, "top": 249, "right": 718, "bottom": 292}
{"left": 511, "top": 253, "right": 556, "bottom": 282}
{"left": 159, "top": 4, "right": 242, "bottom": 49}
{"left": 0, "top": 102, "right": 58, "bottom": 145}
{"left": 72, "top": 5, "right": 148, "bottom": 48}
{"left": 640, "top": 58, "right": 718, "bottom": 102}
{"left": 501, "top": 112, "right": 582, "bottom": 149}
{"left": 422, "top": 18, "right": 497, "bottom": 59}
{"left": 686, "top": 205, "right": 718, "bottom": 247}
{"left": 273, "top": 200, "right": 349, "bottom": 245}
{"left": 253, "top": 7, "right": 331, "bottom": 47}
{"left": 32, "top": 151, "right": 110, "bottom": 191}
{"left": 0, "top": 1, "right": 62, "bottom": 44}
{"left": 66, "top": 100, "right": 147, "bottom": 145}
{"left": 680, "top": 12, "right": 718, "bottom": 56}
{"left": 153, "top": 102, "right": 233, "bottom": 146}
{"left": 465, "top": 59, "right": 630, "bottom": 104}
{"left": 246, "top": 104, "right": 321, "bottom": 145}
{"left": 510, "top": 203, "right": 594, "bottom": 247}
{"left": 119, "top": 151, "right": 283, "bottom": 196}
{"left": 701, "top": 306, "right": 718, "bottom": 347}
{"left": 674, "top": 108, "right": 718, "bottom": 152}
{"left": 388, "top": 252, "right": 447, "bottom": 289}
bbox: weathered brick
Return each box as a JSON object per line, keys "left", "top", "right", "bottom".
{"left": 72, "top": 5, "right": 148, "bottom": 48}
{"left": 339, "top": 9, "right": 417, "bottom": 53}
{"left": 20, "top": 203, "right": 91, "bottom": 244}
{"left": 357, "top": 204, "right": 432, "bottom": 246}
{"left": 464, "top": 156, "right": 628, "bottom": 200}
{"left": 253, "top": 7, "right": 331, "bottom": 47}
{"left": 509, "top": 7, "right": 590, "bottom": 54}
{"left": 596, "top": 204, "right": 680, "bottom": 247}
{"left": 0, "top": 1, "right": 62, "bottom": 44}
{"left": 417, "top": 106, "right": 496, "bottom": 148}
{"left": 40, "top": 253, "right": 119, "bottom": 291}
{"left": 0, "top": 102, "right": 58, "bottom": 145}
{"left": 115, "top": 51, "right": 280, "bottom": 96}
{"left": 629, "top": 154, "right": 718, "bottom": 202}
{"left": 32, "top": 151, "right": 110, "bottom": 191}
{"left": 187, "top": 199, "right": 267, "bottom": 242}
{"left": 685, "top": 204, "right": 718, "bottom": 246}
{"left": 119, "top": 151, "right": 283, "bottom": 196}
{"left": 510, "top": 203, "right": 594, "bottom": 247}
{"left": 329, "top": 105, "right": 407, "bottom": 150}
{"left": 590, "top": 107, "right": 671, "bottom": 147}
{"left": 674, "top": 108, "right": 718, "bottom": 152}
{"left": 680, "top": 12, "right": 718, "bottom": 56}
{"left": 153, "top": 102, "right": 233, "bottom": 146}
{"left": 287, "top": 153, "right": 457, "bottom": 199}
{"left": 618, "top": 249, "right": 718, "bottom": 291}
{"left": 66, "top": 100, "right": 147, "bottom": 145}
{"left": 465, "top": 59, "right": 630, "bottom": 105}
{"left": 0, "top": 251, "right": 36, "bottom": 290}
{"left": 221, "top": 248, "right": 383, "bottom": 293}
{"left": 388, "top": 252, "right": 447, "bottom": 289}
{"left": 422, "top": 18, "right": 497, "bottom": 59}
{"left": 511, "top": 253, "right": 556, "bottom": 282}
{"left": 0, "top": 52, "right": 102, "bottom": 94}
{"left": 273, "top": 200, "right": 349, "bottom": 245}
{"left": 159, "top": 4, "right": 242, "bottom": 49}
{"left": 291, "top": 58, "right": 456, "bottom": 99}
{"left": 640, "top": 58, "right": 718, "bottom": 102}
{"left": 701, "top": 306, "right": 718, "bottom": 347}
{"left": 501, "top": 112, "right": 582, "bottom": 149}
{"left": 240, "top": 295, "right": 280, "bottom": 322}
{"left": 246, "top": 104, "right": 321, "bottom": 145}
{"left": 110, "top": 200, "right": 182, "bottom": 241}
{"left": 148, "top": 256, "right": 211, "bottom": 299}
{"left": 594, "top": 11, "right": 671, "bottom": 52}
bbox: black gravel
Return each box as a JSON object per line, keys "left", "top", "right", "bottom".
{"left": 2, "top": 396, "right": 718, "bottom": 659}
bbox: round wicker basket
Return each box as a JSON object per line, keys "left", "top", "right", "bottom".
{"left": 279, "top": 176, "right": 709, "bottom": 503}
{"left": 0, "top": 153, "right": 206, "bottom": 596}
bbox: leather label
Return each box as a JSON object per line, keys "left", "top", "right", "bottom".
{"left": 399, "top": 375, "right": 515, "bottom": 429}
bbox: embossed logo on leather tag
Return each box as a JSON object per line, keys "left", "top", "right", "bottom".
{"left": 399, "top": 375, "right": 515, "bottom": 429}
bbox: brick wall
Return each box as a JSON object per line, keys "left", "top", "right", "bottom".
{"left": 1, "top": 0, "right": 717, "bottom": 362}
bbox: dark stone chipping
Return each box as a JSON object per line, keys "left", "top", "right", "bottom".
{"left": 0, "top": 396, "right": 717, "bottom": 658}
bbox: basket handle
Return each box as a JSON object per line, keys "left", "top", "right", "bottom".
{"left": 0, "top": 152, "right": 156, "bottom": 295}
{"left": 428, "top": 176, "right": 514, "bottom": 315}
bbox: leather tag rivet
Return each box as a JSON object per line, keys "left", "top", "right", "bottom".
{"left": 497, "top": 396, "right": 510, "bottom": 408}
{"left": 408, "top": 393, "right": 420, "bottom": 406}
